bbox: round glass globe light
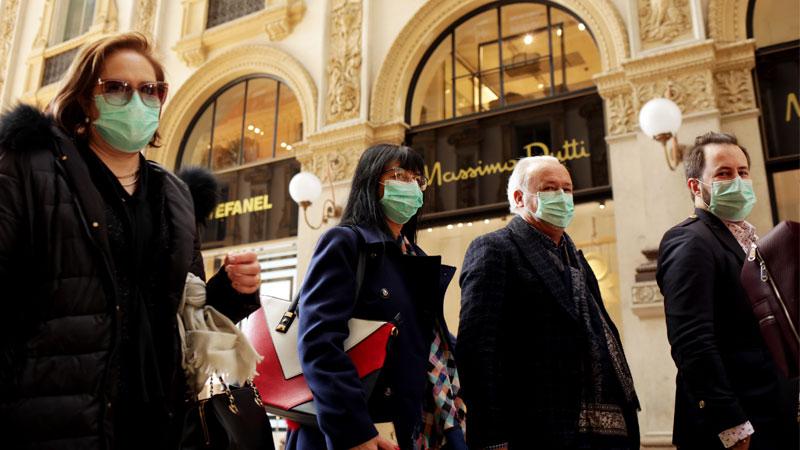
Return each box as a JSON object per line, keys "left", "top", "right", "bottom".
{"left": 638, "top": 97, "right": 682, "bottom": 138}
{"left": 289, "top": 171, "right": 323, "bottom": 204}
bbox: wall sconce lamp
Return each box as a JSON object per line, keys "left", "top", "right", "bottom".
{"left": 288, "top": 159, "right": 342, "bottom": 230}
{"left": 638, "top": 86, "right": 687, "bottom": 171}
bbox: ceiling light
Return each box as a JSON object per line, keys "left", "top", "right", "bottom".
{"left": 427, "top": 228, "right": 433, "bottom": 233}
{"left": 538, "top": 83, "right": 544, "bottom": 89}
{"left": 483, "top": 219, "right": 490, "bottom": 224}
{"left": 447, "top": 224, "right": 454, "bottom": 230}
{"left": 578, "top": 22, "right": 586, "bottom": 31}
{"left": 523, "top": 34, "right": 533, "bottom": 45}
{"left": 599, "top": 201, "right": 606, "bottom": 210}
{"left": 254, "top": 127, "right": 261, "bottom": 134}
{"left": 457, "top": 223, "right": 464, "bottom": 228}
{"left": 286, "top": 144, "right": 293, "bottom": 150}
{"left": 280, "top": 142, "right": 287, "bottom": 148}
{"left": 467, "top": 222, "right": 473, "bottom": 227}
{"left": 247, "top": 124, "right": 254, "bottom": 131}
{"left": 556, "top": 28, "right": 563, "bottom": 37}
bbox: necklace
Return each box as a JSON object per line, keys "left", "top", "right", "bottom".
{"left": 116, "top": 168, "right": 139, "bottom": 179}
{"left": 120, "top": 178, "right": 138, "bottom": 188}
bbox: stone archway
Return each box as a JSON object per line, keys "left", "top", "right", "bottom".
{"left": 708, "top": 0, "right": 751, "bottom": 42}
{"left": 368, "top": 0, "right": 630, "bottom": 126}
{"left": 152, "top": 43, "right": 318, "bottom": 168}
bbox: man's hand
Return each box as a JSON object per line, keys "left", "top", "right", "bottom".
{"left": 348, "top": 436, "right": 399, "bottom": 450}
{"left": 223, "top": 252, "right": 261, "bottom": 294}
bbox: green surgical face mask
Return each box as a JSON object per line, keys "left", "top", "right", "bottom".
{"left": 380, "top": 180, "right": 423, "bottom": 225}
{"left": 93, "top": 93, "right": 160, "bottom": 153}
{"left": 699, "top": 177, "right": 756, "bottom": 221}
{"left": 532, "top": 190, "right": 575, "bottom": 228}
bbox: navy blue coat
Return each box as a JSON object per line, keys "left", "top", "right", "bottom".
{"left": 286, "top": 225, "right": 456, "bottom": 450}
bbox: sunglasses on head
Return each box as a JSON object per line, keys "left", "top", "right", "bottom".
{"left": 96, "top": 78, "right": 169, "bottom": 108}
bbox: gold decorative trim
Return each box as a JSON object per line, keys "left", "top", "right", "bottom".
{"left": 152, "top": 43, "right": 317, "bottom": 169}
{"left": 369, "top": 0, "right": 630, "bottom": 126}
{"left": 0, "top": 0, "right": 21, "bottom": 106}
{"left": 638, "top": 0, "right": 692, "bottom": 47}
{"left": 173, "top": 0, "right": 306, "bottom": 68}
{"left": 23, "top": 0, "right": 118, "bottom": 103}
{"left": 325, "top": 0, "right": 362, "bottom": 124}
{"left": 134, "top": 0, "right": 159, "bottom": 41}
{"left": 708, "top": 0, "right": 749, "bottom": 42}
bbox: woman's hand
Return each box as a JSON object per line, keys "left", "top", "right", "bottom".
{"left": 224, "top": 252, "right": 261, "bottom": 294}
{"left": 348, "top": 436, "right": 399, "bottom": 450}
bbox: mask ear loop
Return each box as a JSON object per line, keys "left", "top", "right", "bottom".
{"left": 693, "top": 178, "right": 711, "bottom": 209}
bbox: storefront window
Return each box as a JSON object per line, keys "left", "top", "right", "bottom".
{"left": 751, "top": 0, "right": 800, "bottom": 223}
{"left": 178, "top": 76, "right": 302, "bottom": 248}
{"left": 409, "top": 1, "right": 601, "bottom": 126}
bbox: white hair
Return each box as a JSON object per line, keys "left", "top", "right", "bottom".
{"left": 506, "top": 155, "right": 561, "bottom": 214}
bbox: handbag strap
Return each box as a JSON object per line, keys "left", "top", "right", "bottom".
{"left": 751, "top": 243, "right": 800, "bottom": 345}
{"left": 276, "top": 226, "right": 367, "bottom": 333}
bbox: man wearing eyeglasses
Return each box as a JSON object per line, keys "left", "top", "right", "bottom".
{"left": 656, "top": 132, "right": 798, "bottom": 450}
{"left": 457, "top": 155, "right": 640, "bottom": 449}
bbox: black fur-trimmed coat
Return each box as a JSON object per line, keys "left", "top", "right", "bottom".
{"left": 0, "top": 104, "right": 259, "bottom": 449}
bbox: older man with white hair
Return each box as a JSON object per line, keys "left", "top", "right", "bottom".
{"left": 457, "top": 156, "right": 640, "bottom": 449}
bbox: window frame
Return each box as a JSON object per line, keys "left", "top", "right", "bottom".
{"left": 405, "top": 0, "right": 600, "bottom": 127}
{"left": 176, "top": 74, "right": 302, "bottom": 173}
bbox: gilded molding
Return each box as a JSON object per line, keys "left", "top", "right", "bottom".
{"left": 638, "top": 0, "right": 692, "bottom": 46}
{"left": 326, "top": 0, "right": 362, "bottom": 123}
{"left": 634, "top": 71, "right": 715, "bottom": 114}
{"left": 0, "top": 0, "right": 21, "bottom": 102}
{"left": 708, "top": 0, "right": 749, "bottom": 42}
{"left": 134, "top": 0, "right": 158, "bottom": 40}
{"left": 369, "top": 0, "right": 630, "bottom": 125}
{"left": 154, "top": 44, "right": 317, "bottom": 168}
{"left": 606, "top": 92, "right": 636, "bottom": 135}
{"left": 714, "top": 69, "right": 756, "bottom": 114}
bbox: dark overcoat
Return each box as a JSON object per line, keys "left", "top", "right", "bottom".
{"left": 0, "top": 105, "right": 259, "bottom": 449}
{"left": 457, "top": 216, "right": 638, "bottom": 449}
{"left": 657, "top": 208, "right": 797, "bottom": 449}
{"left": 285, "top": 225, "right": 456, "bottom": 450}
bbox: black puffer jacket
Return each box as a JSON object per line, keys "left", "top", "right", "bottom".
{"left": 0, "top": 104, "right": 259, "bottom": 449}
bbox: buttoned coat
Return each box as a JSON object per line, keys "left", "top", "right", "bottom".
{"left": 457, "top": 216, "right": 639, "bottom": 449}
{"left": 657, "top": 208, "right": 797, "bottom": 449}
{"left": 286, "top": 225, "right": 456, "bottom": 450}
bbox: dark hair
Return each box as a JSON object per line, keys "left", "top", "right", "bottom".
{"left": 47, "top": 32, "right": 166, "bottom": 145}
{"left": 340, "top": 144, "right": 426, "bottom": 243}
{"left": 684, "top": 131, "right": 751, "bottom": 180}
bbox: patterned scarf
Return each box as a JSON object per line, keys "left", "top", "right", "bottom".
{"left": 399, "top": 236, "right": 466, "bottom": 449}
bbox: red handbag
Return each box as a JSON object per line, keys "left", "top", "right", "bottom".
{"left": 241, "top": 247, "right": 397, "bottom": 426}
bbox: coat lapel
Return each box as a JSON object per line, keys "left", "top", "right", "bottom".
{"left": 696, "top": 208, "right": 745, "bottom": 264}
{"left": 507, "top": 216, "right": 579, "bottom": 321}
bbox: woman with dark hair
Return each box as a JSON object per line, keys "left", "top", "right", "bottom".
{"left": 0, "top": 33, "right": 261, "bottom": 449}
{"left": 286, "top": 144, "right": 466, "bottom": 450}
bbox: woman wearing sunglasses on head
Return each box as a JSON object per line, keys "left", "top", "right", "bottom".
{"left": 0, "top": 33, "right": 262, "bottom": 449}
{"left": 285, "top": 144, "right": 467, "bottom": 450}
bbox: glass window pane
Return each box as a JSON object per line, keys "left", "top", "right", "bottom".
{"left": 455, "top": 10, "right": 499, "bottom": 116}
{"left": 211, "top": 82, "right": 246, "bottom": 171}
{"left": 63, "top": 0, "right": 88, "bottom": 42}
{"left": 82, "top": 0, "right": 96, "bottom": 34}
{"left": 243, "top": 78, "right": 278, "bottom": 164}
{"left": 501, "top": 3, "right": 550, "bottom": 104}
{"left": 275, "top": 84, "right": 303, "bottom": 159}
{"left": 410, "top": 35, "right": 453, "bottom": 125}
{"left": 549, "top": 8, "right": 601, "bottom": 92}
{"left": 181, "top": 105, "right": 213, "bottom": 168}
{"left": 773, "top": 169, "right": 800, "bottom": 222}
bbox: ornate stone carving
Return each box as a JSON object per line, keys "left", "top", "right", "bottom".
{"left": 632, "top": 283, "right": 663, "bottom": 305}
{"left": 708, "top": 0, "right": 749, "bottom": 43}
{"left": 297, "top": 148, "right": 362, "bottom": 184}
{"left": 326, "top": 0, "right": 362, "bottom": 123}
{"left": 134, "top": 0, "right": 158, "bottom": 39}
{"left": 607, "top": 93, "right": 636, "bottom": 135}
{"left": 715, "top": 69, "right": 756, "bottom": 114}
{"left": 634, "top": 71, "right": 715, "bottom": 114}
{"left": 638, "top": 0, "right": 692, "bottom": 45}
{"left": 173, "top": 36, "right": 206, "bottom": 67}
{"left": 264, "top": 0, "right": 306, "bottom": 41}
{"left": 0, "top": 0, "right": 21, "bottom": 99}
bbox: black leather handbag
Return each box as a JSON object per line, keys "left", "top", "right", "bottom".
{"left": 181, "top": 378, "right": 276, "bottom": 450}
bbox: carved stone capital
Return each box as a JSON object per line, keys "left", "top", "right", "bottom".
{"left": 326, "top": 0, "right": 362, "bottom": 124}
{"left": 264, "top": 0, "right": 306, "bottom": 41}
{"left": 715, "top": 69, "right": 756, "bottom": 114}
{"left": 173, "top": 36, "right": 206, "bottom": 67}
{"left": 606, "top": 92, "right": 637, "bottom": 136}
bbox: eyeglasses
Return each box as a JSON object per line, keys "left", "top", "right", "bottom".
{"left": 96, "top": 78, "right": 169, "bottom": 108}
{"left": 381, "top": 167, "right": 428, "bottom": 191}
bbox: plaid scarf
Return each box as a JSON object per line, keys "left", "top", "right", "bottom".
{"left": 400, "top": 236, "right": 466, "bottom": 449}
